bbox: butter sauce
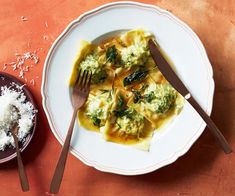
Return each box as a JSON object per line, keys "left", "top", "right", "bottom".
{"left": 70, "top": 29, "right": 184, "bottom": 149}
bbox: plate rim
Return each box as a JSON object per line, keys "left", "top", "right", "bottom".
{"left": 41, "top": 1, "right": 215, "bottom": 175}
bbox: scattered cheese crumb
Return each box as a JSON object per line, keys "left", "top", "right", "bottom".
{"left": 43, "top": 35, "right": 48, "bottom": 40}
{"left": 19, "top": 70, "right": 24, "bottom": 78}
{"left": 2, "top": 64, "right": 7, "bottom": 70}
{"left": 45, "top": 191, "right": 55, "bottom": 196}
{"left": 29, "top": 79, "right": 35, "bottom": 86}
{"left": 20, "top": 16, "right": 28, "bottom": 21}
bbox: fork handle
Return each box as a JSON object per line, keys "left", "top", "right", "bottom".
{"left": 187, "top": 96, "right": 232, "bottom": 154}
{"left": 50, "top": 109, "right": 78, "bottom": 194}
{"left": 12, "top": 133, "right": 29, "bottom": 192}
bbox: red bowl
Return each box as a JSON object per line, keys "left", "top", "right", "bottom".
{"left": 0, "top": 72, "right": 37, "bottom": 164}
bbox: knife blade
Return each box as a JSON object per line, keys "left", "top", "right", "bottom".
{"left": 148, "top": 39, "right": 232, "bottom": 154}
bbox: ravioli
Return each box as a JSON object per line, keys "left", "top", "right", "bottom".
{"left": 69, "top": 29, "right": 184, "bottom": 151}
{"left": 128, "top": 82, "right": 184, "bottom": 128}
{"left": 102, "top": 90, "right": 144, "bottom": 138}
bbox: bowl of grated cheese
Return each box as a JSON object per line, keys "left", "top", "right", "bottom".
{"left": 0, "top": 72, "right": 37, "bottom": 164}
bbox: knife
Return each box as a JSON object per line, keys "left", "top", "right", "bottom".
{"left": 148, "top": 39, "right": 232, "bottom": 154}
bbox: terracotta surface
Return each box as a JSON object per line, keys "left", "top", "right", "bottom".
{"left": 0, "top": 0, "right": 234, "bottom": 195}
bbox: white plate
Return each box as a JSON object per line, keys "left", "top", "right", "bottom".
{"left": 41, "top": 1, "right": 214, "bottom": 175}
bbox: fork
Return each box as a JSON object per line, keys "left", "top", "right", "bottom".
{"left": 50, "top": 70, "right": 92, "bottom": 194}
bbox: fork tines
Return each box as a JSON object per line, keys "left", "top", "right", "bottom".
{"left": 75, "top": 69, "right": 92, "bottom": 90}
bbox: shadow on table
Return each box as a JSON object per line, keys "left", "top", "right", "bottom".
{"left": 127, "top": 87, "right": 234, "bottom": 184}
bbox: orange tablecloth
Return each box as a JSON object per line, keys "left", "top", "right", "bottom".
{"left": 0, "top": 0, "right": 234, "bottom": 195}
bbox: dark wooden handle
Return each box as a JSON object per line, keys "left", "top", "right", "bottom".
{"left": 188, "top": 96, "right": 232, "bottom": 154}
{"left": 12, "top": 134, "right": 29, "bottom": 192}
{"left": 50, "top": 109, "right": 77, "bottom": 194}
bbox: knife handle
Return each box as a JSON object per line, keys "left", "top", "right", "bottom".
{"left": 187, "top": 95, "right": 232, "bottom": 154}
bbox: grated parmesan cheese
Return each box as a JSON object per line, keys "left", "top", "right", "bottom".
{"left": 0, "top": 83, "right": 36, "bottom": 151}
{"left": 2, "top": 51, "right": 40, "bottom": 85}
